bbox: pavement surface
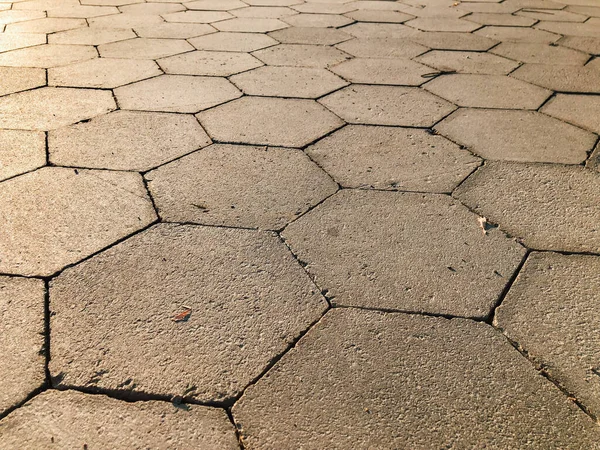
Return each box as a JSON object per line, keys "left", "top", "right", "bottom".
{"left": 0, "top": 0, "right": 599, "bottom": 448}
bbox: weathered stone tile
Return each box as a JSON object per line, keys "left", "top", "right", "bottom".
{"left": 230, "top": 66, "right": 347, "bottom": 98}
{"left": 88, "top": 13, "right": 164, "bottom": 28}
{"left": 198, "top": 97, "right": 343, "bottom": 147}
{"left": 517, "top": 9, "right": 587, "bottom": 22}
{"left": 245, "top": 0, "right": 302, "bottom": 5}
{"left": 98, "top": 38, "right": 193, "bottom": 60}
{"left": 502, "top": 0, "right": 565, "bottom": 9}
{"left": 48, "top": 27, "right": 135, "bottom": 45}
{"left": 559, "top": 35, "right": 600, "bottom": 54}
{"left": 213, "top": 17, "right": 288, "bottom": 32}
{"left": 457, "top": 3, "right": 519, "bottom": 14}
{"left": 0, "top": 130, "right": 45, "bottom": 181}
{"left": 511, "top": 64, "right": 600, "bottom": 93}
{"left": 490, "top": 42, "right": 589, "bottom": 65}
{"left": 185, "top": 0, "right": 247, "bottom": 10}
{"left": 330, "top": 57, "right": 432, "bottom": 86}
{"left": 566, "top": 4, "right": 600, "bottom": 17}
{"left": 232, "top": 6, "right": 296, "bottom": 18}
{"left": 474, "top": 26, "right": 560, "bottom": 43}
{"left": 120, "top": 1, "right": 185, "bottom": 14}
{"left": 416, "top": 50, "right": 519, "bottom": 74}
{"left": 6, "top": 17, "right": 86, "bottom": 33}
{"left": 0, "top": 167, "right": 156, "bottom": 276}
{"left": 0, "top": 33, "right": 46, "bottom": 53}
{"left": 14, "top": 0, "right": 80, "bottom": 9}
{"left": 587, "top": 142, "right": 600, "bottom": 172}
{"left": 283, "top": 13, "right": 353, "bottom": 28}
{"left": 319, "top": 85, "right": 455, "bottom": 127}
{"left": 134, "top": 23, "right": 215, "bottom": 39}
{"left": 50, "top": 224, "right": 327, "bottom": 401}
{"left": 233, "top": 308, "right": 600, "bottom": 448}
{"left": 294, "top": 2, "right": 356, "bottom": 14}
{"left": 465, "top": 12, "right": 536, "bottom": 26}
{"left": 189, "top": 31, "right": 277, "bottom": 52}
{"left": 344, "top": 9, "right": 413, "bottom": 23}
{"left": 410, "top": 31, "right": 498, "bottom": 51}
{"left": 253, "top": 43, "right": 350, "bottom": 67}
{"left": 306, "top": 125, "right": 480, "bottom": 192}
{"left": 48, "top": 58, "right": 161, "bottom": 89}
{"left": 162, "top": 10, "right": 233, "bottom": 23}
{"left": 82, "top": 0, "right": 143, "bottom": 5}
{"left": 269, "top": 26, "right": 351, "bottom": 45}
{"left": 454, "top": 162, "right": 600, "bottom": 253}
{"left": 158, "top": 50, "right": 263, "bottom": 76}
{"left": 541, "top": 94, "right": 600, "bottom": 134}
{"left": 0, "top": 66, "right": 46, "bottom": 96}
{"left": 0, "top": 44, "right": 97, "bottom": 68}
{"left": 351, "top": 0, "right": 417, "bottom": 12}
{"left": 405, "top": 17, "right": 480, "bottom": 32}
{"left": 0, "top": 277, "right": 45, "bottom": 416}
{"left": 424, "top": 74, "right": 551, "bottom": 109}
{"left": 495, "top": 252, "right": 600, "bottom": 419}
{"left": 47, "top": 5, "right": 117, "bottom": 18}
{"left": 0, "top": 87, "right": 115, "bottom": 131}
{"left": 0, "top": 390, "right": 239, "bottom": 449}
{"left": 344, "top": 22, "right": 420, "bottom": 39}
{"left": 50, "top": 111, "right": 210, "bottom": 171}
{"left": 147, "top": 145, "right": 337, "bottom": 229}
{"left": 115, "top": 75, "right": 241, "bottom": 113}
{"left": 436, "top": 109, "right": 594, "bottom": 164}
{"left": 397, "top": 3, "right": 466, "bottom": 17}
{"left": 336, "top": 37, "right": 427, "bottom": 58}
{"left": 282, "top": 190, "right": 524, "bottom": 317}
{"left": 536, "top": 21, "right": 600, "bottom": 38}
{"left": 0, "top": 10, "right": 46, "bottom": 26}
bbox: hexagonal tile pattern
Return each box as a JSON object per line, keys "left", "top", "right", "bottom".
{"left": 188, "top": 31, "right": 277, "bottom": 52}
{"left": 115, "top": 75, "right": 241, "bottom": 113}
{"left": 465, "top": 12, "right": 537, "bottom": 27}
{"left": 330, "top": 58, "right": 432, "bottom": 86}
{"left": 0, "top": 167, "right": 156, "bottom": 276}
{"left": 5, "top": 17, "right": 86, "bottom": 34}
{"left": 88, "top": 13, "right": 164, "bottom": 29}
{"left": 344, "top": 22, "right": 420, "bottom": 40}
{"left": 133, "top": 23, "right": 215, "bottom": 39}
{"left": 146, "top": 144, "right": 337, "bottom": 229}
{"left": 98, "top": 38, "right": 193, "bottom": 60}
{"left": 48, "top": 58, "right": 161, "bottom": 89}
{"left": 517, "top": 9, "right": 587, "bottom": 22}
{"left": 306, "top": 126, "right": 480, "bottom": 192}
{"left": 162, "top": 10, "right": 232, "bottom": 23}
{"left": 319, "top": 85, "right": 456, "bottom": 127}
{"left": 0, "top": 87, "right": 115, "bottom": 131}
{"left": 158, "top": 50, "right": 263, "bottom": 76}
{"left": 455, "top": 162, "right": 600, "bottom": 253}
{"left": 269, "top": 26, "right": 351, "bottom": 45}
{"left": 46, "top": 5, "right": 118, "bottom": 18}
{"left": 424, "top": 74, "right": 551, "bottom": 109}
{"left": 436, "top": 109, "right": 595, "bottom": 164}
{"left": 233, "top": 309, "right": 600, "bottom": 448}
{"left": 511, "top": 64, "right": 600, "bottom": 93}
{"left": 283, "top": 190, "right": 525, "bottom": 317}
{"left": 49, "top": 111, "right": 211, "bottom": 171}
{"left": 415, "top": 50, "right": 520, "bottom": 75}
{"left": 0, "top": 33, "right": 47, "bottom": 53}
{"left": 345, "top": 9, "right": 414, "bottom": 23}
{"left": 48, "top": 27, "right": 136, "bottom": 45}
{"left": 253, "top": 43, "right": 350, "bottom": 68}
{"left": 0, "top": 66, "right": 46, "bottom": 96}
{"left": 0, "top": 130, "right": 45, "bottom": 181}
{"left": 230, "top": 66, "right": 348, "bottom": 98}
{"left": 0, "top": 44, "right": 97, "bottom": 68}
{"left": 336, "top": 37, "right": 427, "bottom": 59}
{"left": 541, "top": 94, "right": 600, "bottom": 134}
{"left": 0, "top": 277, "right": 45, "bottom": 415}
{"left": 474, "top": 26, "right": 560, "bottom": 44}
{"left": 495, "top": 252, "right": 600, "bottom": 419}
{"left": 406, "top": 17, "right": 480, "bottom": 32}
{"left": 119, "top": 2, "right": 184, "bottom": 15}
{"left": 0, "top": 390, "right": 239, "bottom": 448}
{"left": 283, "top": 13, "right": 353, "bottom": 28}
{"left": 185, "top": 0, "right": 246, "bottom": 10}
{"left": 49, "top": 224, "right": 327, "bottom": 402}
{"left": 490, "top": 42, "right": 590, "bottom": 65}
{"left": 198, "top": 97, "right": 343, "bottom": 147}
{"left": 232, "top": 6, "right": 298, "bottom": 19}
{"left": 536, "top": 21, "right": 600, "bottom": 38}
{"left": 410, "top": 31, "right": 498, "bottom": 51}
{"left": 213, "top": 17, "right": 288, "bottom": 32}
{"left": 560, "top": 35, "right": 600, "bottom": 54}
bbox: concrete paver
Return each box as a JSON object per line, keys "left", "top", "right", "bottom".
{"left": 511, "top": 64, "right": 600, "bottom": 93}
{"left": 189, "top": 31, "right": 277, "bottom": 52}
{"left": 269, "top": 26, "right": 351, "bottom": 45}
{"left": 330, "top": 57, "right": 432, "bottom": 86}
{"left": 0, "top": 130, "right": 45, "bottom": 181}
{"left": 158, "top": 50, "right": 263, "bottom": 76}
{"left": 415, "top": 50, "right": 519, "bottom": 74}
{"left": 253, "top": 43, "right": 350, "bottom": 67}
{"left": 490, "top": 42, "right": 590, "bottom": 65}
{"left": 336, "top": 37, "right": 427, "bottom": 58}
{"left": 0, "top": 66, "right": 46, "bottom": 96}
{"left": 0, "top": 44, "right": 97, "bottom": 68}
{"left": 48, "top": 27, "right": 135, "bottom": 45}
{"left": 541, "top": 94, "right": 600, "bottom": 134}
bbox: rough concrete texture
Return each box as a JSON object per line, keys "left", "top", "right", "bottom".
{"left": 455, "top": 162, "right": 600, "bottom": 253}
{"left": 146, "top": 144, "right": 337, "bottom": 230}
{"left": 415, "top": 50, "right": 519, "bottom": 74}
{"left": 541, "top": 94, "right": 600, "bottom": 134}
{"left": 495, "top": 252, "right": 600, "bottom": 419}
{"left": 0, "top": 277, "right": 45, "bottom": 415}
{"left": 50, "top": 224, "right": 327, "bottom": 402}
{"left": 233, "top": 308, "right": 600, "bottom": 449}
{"left": 0, "top": 130, "right": 45, "bottom": 181}
{"left": 283, "top": 190, "right": 525, "bottom": 318}
{"left": 0, "top": 390, "right": 239, "bottom": 449}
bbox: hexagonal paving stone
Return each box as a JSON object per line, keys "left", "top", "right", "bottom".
{"left": 189, "top": 31, "right": 277, "bottom": 52}
{"left": 465, "top": 12, "right": 537, "bottom": 27}
{"left": 283, "top": 13, "right": 353, "bottom": 28}
{"left": 119, "top": 1, "right": 184, "bottom": 15}
{"left": 474, "top": 26, "right": 560, "bottom": 43}
{"left": 0, "top": 10, "right": 46, "bottom": 26}
{"left": 436, "top": 109, "right": 595, "bottom": 164}
{"left": 162, "top": 10, "right": 233, "bottom": 23}
{"left": 559, "top": 35, "right": 600, "bottom": 54}
{"left": 319, "top": 85, "right": 456, "bottom": 127}
{"left": 541, "top": 94, "right": 600, "bottom": 134}
{"left": 283, "top": 190, "right": 525, "bottom": 317}
{"left": 415, "top": 50, "right": 519, "bottom": 75}
{"left": 253, "top": 43, "right": 350, "bottom": 68}
{"left": 46, "top": 4, "right": 118, "bottom": 18}
{"left": 330, "top": 58, "right": 432, "bottom": 86}
{"left": 294, "top": 3, "right": 356, "bottom": 14}
{"left": 0, "top": 130, "right": 45, "bottom": 181}
{"left": 5, "top": 17, "right": 86, "bottom": 33}
{"left": 511, "top": 64, "right": 600, "bottom": 93}
{"left": 536, "top": 21, "right": 600, "bottom": 38}
{"left": 88, "top": 13, "right": 164, "bottom": 29}
{"left": 245, "top": 0, "right": 299, "bottom": 5}
{"left": 133, "top": 23, "right": 215, "bottom": 39}
{"left": 0, "top": 87, "right": 115, "bottom": 131}
{"left": 495, "top": 252, "right": 600, "bottom": 419}
{"left": 198, "top": 97, "right": 343, "bottom": 147}
{"left": 490, "top": 42, "right": 590, "bottom": 65}
{"left": 0, "top": 66, "right": 45, "bottom": 96}
{"left": 158, "top": 50, "right": 263, "bottom": 76}
{"left": 49, "top": 224, "right": 327, "bottom": 402}
{"left": 344, "top": 9, "right": 414, "bottom": 23}
{"left": 306, "top": 126, "right": 480, "bottom": 192}
{"left": 409, "top": 31, "right": 498, "bottom": 51}
{"left": 0, "top": 167, "right": 156, "bottom": 276}
{"left": 48, "top": 58, "right": 161, "bottom": 89}
{"left": 115, "top": 75, "right": 241, "bottom": 113}
{"left": 233, "top": 309, "right": 600, "bottom": 448}
{"left": 405, "top": 17, "right": 480, "bottom": 32}
{"left": 185, "top": 0, "right": 247, "bottom": 10}
{"left": 213, "top": 17, "right": 288, "bottom": 32}
{"left": 269, "top": 26, "right": 351, "bottom": 45}
{"left": 0, "top": 44, "right": 97, "bottom": 68}
{"left": 98, "top": 38, "right": 193, "bottom": 60}
{"left": 454, "top": 162, "right": 600, "bottom": 253}
{"left": 517, "top": 9, "right": 587, "bottom": 22}
{"left": 336, "top": 37, "right": 427, "bottom": 58}
{"left": 424, "top": 74, "right": 551, "bottom": 109}
{"left": 48, "top": 27, "right": 136, "bottom": 45}
{"left": 0, "top": 277, "right": 45, "bottom": 415}
{"left": 146, "top": 144, "right": 337, "bottom": 229}
{"left": 230, "top": 66, "right": 348, "bottom": 98}
{"left": 49, "top": 111, "right": 211, "bottom": 171}
{"left": 344, "top": 22, "right": 420, "bottom": 40}
{"left": 0, "top": 33, "right": 46, "bottom": 53}
{"left": 232, "top": 6, "right": 296, "bottom": 18}
{"left": 0, "top": 390, "right": 239, "bottom": 448}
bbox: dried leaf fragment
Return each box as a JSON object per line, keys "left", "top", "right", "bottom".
{"left": 173, "top": 308, "right": 192, "bottom": 322}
